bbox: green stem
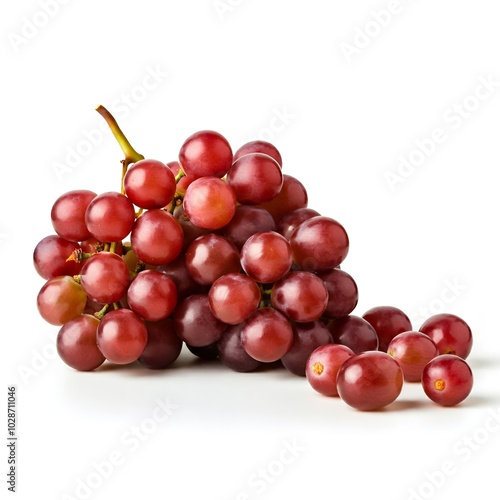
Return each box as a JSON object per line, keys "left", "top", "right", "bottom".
{"left": 94, "top": 304, "right": 109, "bottom": 320}
{"left": 95, "top": 105, "right": 144, "bottom": 191}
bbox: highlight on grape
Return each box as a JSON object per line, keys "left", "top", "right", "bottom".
{"left": 33, "top": 104, "right": 474, "bottom": 411}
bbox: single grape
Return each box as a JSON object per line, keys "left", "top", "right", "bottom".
{"left": 131, "top": 209, "right": 184, "bottom": 265}
{"left": 227, "top": 153, "right": 283, "bottom": 204}
{"left": 281, "top": 321, "right": 333, "bottom": 377}
{"left": 85, "top": 191, "right": 135, "bottom": 242}
{"left": 328, "top": 315, "right": 379, "bottom": 353}
{"left": 257, "top": 174, "right": 308, "bottom": 224}
{"left": 336, "top": 351, "right": 404, "bottom": 411}
{"left": 387, "top": 331, "right": 439, "bottom": 382}
{"left": 57, "top": 314, "right": 105, "bottom": 371}
{"left": 127, "top": 270, "right": 177, "bottom": 321}
{"left": 422, "top": 354, "right": 473, "bottom": 406}
{"left": 124, "top": 159, "right": 176, "bottom": 209}
{"left": 33, "top": 235, "right": 82, "bottom": 280}
{"left": 37, "top": 276, "right": 87, "bottom": 326}
{"left": 241, "top": 307, "right": 293, "bottom": 363}
{"left": 318, "top": 268, "right": 358, "bottom": 319}
{"left": 80, "top": 252, "right": 130, "bottom": 304}
{"left": 183, "top": 177, "right": 237, "bottom": 230}
{"left": 138, "top": 318, "right": 183, "bottom": 369}
{"left": 208, "top": 272, "right": 261, "bottom": 325}
{"left": 277, "top": 207, "right": 320, "bottom": 240}
{"left": 96, "top": 309, "right": 148, "bottom": 364}
{"left": 220, "top": 205, "right": 276, "bottom": 250}
{"left": 217, "top": 323, "right": 262, "bottom": 372}
{"left": 233, "top": 140, "right": 283, "bottom": 167}
{"left": 419, "top": 313, "right": 473, "bottom": 359}
{"left": 185, "top": 234, "right": 241, "bottom": 286}
{"left": 179, "top": 130, "right": 233, "bottom": 179}
{"left": 362, "top": 305, "right": 412, "bottom": 352}
{"left": 290, "top": 216, "right": 349, "bottom": 272}
{"left": 306, "top": 344, "right": 354, "bottom": 397}
{"left": 271, "top": 271, "right": 328, "bottom": 322}
{"left": 173, "top": 294, "right": 227, "bottom": 347}
{"left": 51, "top": 189, "right": 96, "bottom": 242}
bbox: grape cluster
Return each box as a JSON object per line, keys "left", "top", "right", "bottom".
{"left": 33, "top": 107, "right": 474, "bottom": 410}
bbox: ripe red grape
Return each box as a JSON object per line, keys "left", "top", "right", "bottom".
{"left": 183, "top": 176, "right": 237, "bottom": 230}
{"left": 336, "top": 351, "right": 404, "bottom": 411}
{"left": 306, "top": 344, "right": 354, "bottom": 397}
{"left": 51, "top": 189, "right": 96, "bottom": 242}
{"left": 240, "top": 231, "right": 292, "bottom": 283}
{"left": 185, "top": 234, "right": 241, "bottom": 285}
{"left": 290, "top": 216, "right": 349, "bottom": 272}
{"left": 96, "top": 309, "right": 148, "bottom": 364}
{"left": 419, "top": 313, "right": 473, "bottom": 359}
{"left": 221, "top": 205, "right": 276, "bottom": 250}
{"left": 217, "top": 323, "right": 262, "bottom": 372}
{"left": 271, "top": 271, "right": 328, "bottom": 322}
{"left": 173, "top": 294, "right": 227, "bottom": 347}
{"left": 179, "top": 130, "right": 233, "bottom": 179}
{"left": 138, "top": 318, "right": 183, "bottom": 369}
{"left": 281, "top": 321, "right": 333, "bottom": 376}
{"left": 241, "top": 307, "right": 293, "bottom": 363}
{"left": 318, "top": 268, "right": 358, "bottom": 319}
{"left": 85, "top": 191, "right": 135, "bottom": 242}
{"left": 277, "top": 207, "right": 320, "bottom": 240}
{"left": 422, "top": 354, "right": 473, "bottom": 406}
{"left": 328, "top": 315, "right": 379, "bottom": 353}
{"left": 33, "top": 235, "right": 82, "bottom": 280}
{"left": 208, "top": 273, "right": 261, "bottom": 325}
{"left": 233, "top": 140, "right": 282, "bottom": 167}
{"left": 227, "top": 153, "right": 283, "bottom": 204}
{"left": 127, "top": 270, "right": 177, "bottom": 321}
{"left": 362, "top": 305, "right": 412, "bottom": 352}
{"left": 387, "top": 331, "right": 439, "bottom": 382}
{"left": 37, "top": 276, "right": 87, "bottom": 325}
{"left": 124, "top": 159, "right": 176, "bottom": 209}
{"left": 57, "top": 314, "right": 105, "bottom": 371}
{"left": 80, "top": 252, "right": 130, "bottom": 304}
{"left": 131, "top": 209, "right": 184, "bottom": 265}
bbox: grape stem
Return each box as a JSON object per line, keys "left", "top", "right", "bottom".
{"left": 95, "top": 105, "right": 144, "bottom": 192}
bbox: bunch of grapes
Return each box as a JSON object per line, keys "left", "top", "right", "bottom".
{"left": 33, "top": 106, "right": 474, "bottom": 411}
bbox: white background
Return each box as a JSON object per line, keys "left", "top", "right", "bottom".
{"left": 2, "top": 1, "right": 500, "bottom": 499}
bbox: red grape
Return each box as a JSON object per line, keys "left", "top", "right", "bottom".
{"left": 208, "top": 273, "right": 261, "bottom": 325}
{"left": 337, "top": 351, "right": 404, "bottom": 411}
{"left": 240, "top": 231, "right": 292, "bottom": 283}
{"left": 51, "top": 189, "right": 96, "bottom": 242}
{"left": 85, "top": 191, "right": 135, "bottom": 242}
{"left": 80, "top": 252, "right": 130, "bottom": 304}
{"left": 277, "top": 207, "right": 320, "bottom": 240}
{"left": 318, "top": 268, "right": 358, "bottom": 319}
{"left": 419, "top": 313, "right": 473, "bottom": 359}
{"left": 33, "top": 235, "right": 82, "bottom": 280}
{"left": 183, "top": 176, "right": 237, "bottom": 230}
{"left": 179, "top": 130, "right": 233, "bottom": 179}
{"left": 271, "top": 271, "right": 328, "bottom": 322}
{"left": 290, "top": 216, "right": 349, "bottom": 272}
{"left": 57, "top": 314, "right": 105, "bottom": 371}
{"left": 233, "top": 140, "right": 282, "bottom": 167}
{"left": 217, "top": 324, "right": 262, "bottom": 373}
{"left": 241, "top": 307, "right": 293, "bottom": 363}
{"left": 328, "top": 315, "right": 379, "bottom": 353}
{"left": 306, "top": 344, "right": 354, "bottom": 397}
{"left": 124, "top": 159, "right": 176, "bottom": 209}
{"left": 185, "top": 234, "right": 241, "bottom": 285}
{"left": 362, "top": 305, "right": 412, "bottom": 352}
{"left": 157, "top": 255, "right": 208, "bottom": 300}
{"left": 227, "top": 153, "right": 283, "bottom": 204}
{"left": 387, "top": 331, "right": 439, "bottom": 382}
{"left": 138, "top": 318, "right": 183, "bottom": 369}
{"left": 422, "top": 354, "right": 473, "bottom": 406}
{"left": 131, "top": 209, "right": 184, "bottom": 265}
{"left": 37, "top": 276, "right": 87, "bottom": 326}
{"left": 127, "top": 270, "right": 177, "bottom": 321}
